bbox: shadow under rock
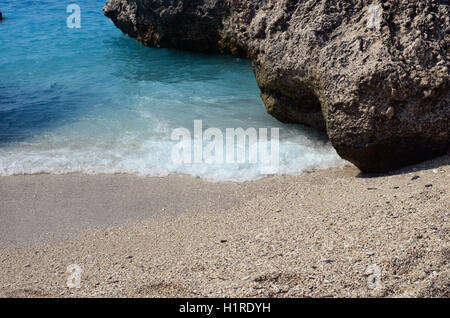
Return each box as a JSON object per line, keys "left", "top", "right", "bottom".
{"left": 356, "top": 150, "right": 450, "bottom": 179}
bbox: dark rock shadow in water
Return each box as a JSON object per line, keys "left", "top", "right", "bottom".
{"left": 104, "top": 36, "right": 252, "bottom": 84}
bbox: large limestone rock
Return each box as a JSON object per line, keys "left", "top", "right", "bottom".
{"left": 104, "top": 0, "right": 449, "bottom": 172}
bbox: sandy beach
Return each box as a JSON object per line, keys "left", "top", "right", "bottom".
{"left": 0, "top": 152, "right": 448, "bottom": 298}
{"left": 1, "top": 0, "right": 449, "bottom": 302}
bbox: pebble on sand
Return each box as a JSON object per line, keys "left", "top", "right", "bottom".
{"left": 255, "top": 233, "right": 264, "bottom": 240}
{"left": 320, "top": 258, "right": 335, "bottom": 264}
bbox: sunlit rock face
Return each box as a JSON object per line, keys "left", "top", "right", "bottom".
{"left": 105, "top": 0, "right": 449, "bottom": 172}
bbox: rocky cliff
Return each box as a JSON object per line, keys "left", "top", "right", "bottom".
{"left": 104, "top": 0, "right": 449, "bottom": 172}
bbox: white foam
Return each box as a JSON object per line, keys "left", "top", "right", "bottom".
{"left": 0, "top": 127, "right": 347, "bottom": 182}
{"left": 0, "top": 89, "right": 348, "bottom": 182}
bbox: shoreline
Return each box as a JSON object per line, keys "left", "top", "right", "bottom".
{"left": 0, "top": 152, "right": 448, "bottom": 297}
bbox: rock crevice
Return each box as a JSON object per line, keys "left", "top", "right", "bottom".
{"left": 104, "top": 0, "right": 449, "bottom": 172}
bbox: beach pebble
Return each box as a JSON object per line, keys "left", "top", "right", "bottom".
{"left": 320, "top": 258, "right": 335, "bottom": 264}
{"left": 242, "top": 276, "right": 250, "bottom": 281}
{"left": 411, "top": 175, "right": 420, "bottom": 181}
{"left": 255, "top": 233, "right": 264, "bottom": 240}
{"left": 432, "top": 169, "right": 439, "bottom": 174}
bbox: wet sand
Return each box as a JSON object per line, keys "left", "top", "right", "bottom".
{"left": 0, "top": 174, "right": 262, "bottom": 246}
{"left": 0, "top": 152, "right": 448, "bottom": 297}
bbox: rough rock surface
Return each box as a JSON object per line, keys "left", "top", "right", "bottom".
{"left": 104, "top": 0, "right": 449, "bottom": 172}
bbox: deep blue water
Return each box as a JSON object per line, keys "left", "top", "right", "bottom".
{"left": 0, "top": 0, "right": 344, "bottom": 181}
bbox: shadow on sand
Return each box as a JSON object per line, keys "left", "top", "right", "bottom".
{"left": 356, "top": 150, "right": 450, "bottom": 179}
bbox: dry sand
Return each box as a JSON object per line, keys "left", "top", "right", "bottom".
{"left": 0, "top": 153, "right": 448, "bottom": 298}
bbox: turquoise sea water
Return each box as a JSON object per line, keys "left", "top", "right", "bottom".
{"left": 0, "top": 0, "right": 345, "bottom": 181}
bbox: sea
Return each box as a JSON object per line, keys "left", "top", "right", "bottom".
{"left": 0, "top": 0, "right": 345, "bottom": 181}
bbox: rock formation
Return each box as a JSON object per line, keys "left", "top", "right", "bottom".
{"left": 104, "top": 0, "right": 449, "bottom": 172}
